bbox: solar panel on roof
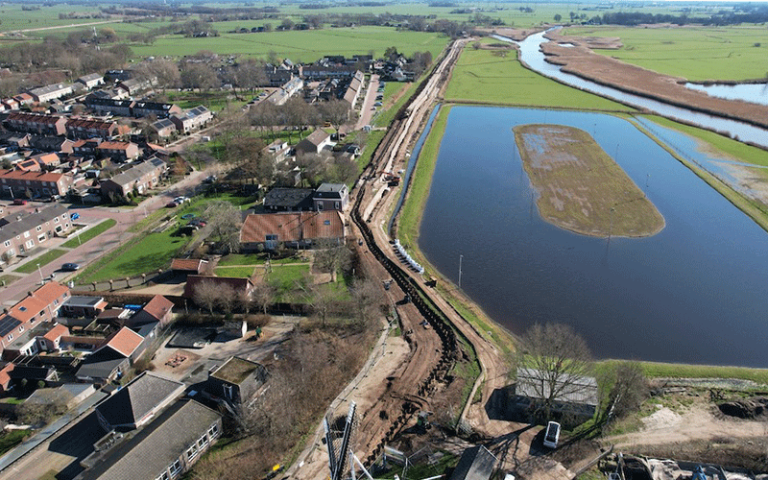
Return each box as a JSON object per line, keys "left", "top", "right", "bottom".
{"left": 0, "top": 317, "right": 21, "bottom": 337}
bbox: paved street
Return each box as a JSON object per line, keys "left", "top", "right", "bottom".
{"left": 0, "top": 169, "right": 206, "bottom": 306}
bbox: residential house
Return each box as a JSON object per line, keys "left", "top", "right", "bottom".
{"left": 151, "top": 118, "right": 176, "bottom": 140}
{"left": 264, "top": 65, "right": 294, "bottom": 86}
{"left": 509, "top": 367, "right": 599, "bottom": 426}
{"left": 169, "top": 106, "right": 213, "bottom": 134}
{"left": 31, "top": 152, "right": 61, "bottom": 169}
{"left": 77, "top": 73, "right": 105, "bottom": 90}
{"left": 116, "top": 77, "right": 155, "bottom": 96}
{"left": 263, "top": 187, "right": 314, "bottom": 212}
{"left": 266, "top": 139, "right": 290, "bottom": 161}
{"left": 0, "top": 169, "right": 73, "bottom": 198}
{"left": 205, "top": 356, "right": 267, "bottom": 407}
{"left": 313, "top": 183, "right": 349, "bottom": 211}
{"left": 12, "top": 93, "right": 35, "bottom": 107}
{"left": 66, "top": 118, "right": 124, "bottom": 139}
{"left": 302, "top": 64, "right": 358, "bottom": 80}
{"left": 94, "top": 372, "right": 185, "bottom": 431}
{"left": 61, "top": 296, "right": 108, "bottom": 318}
{"left": 4, "top": 112, "right": 67, "bottom": 136}
{"left": 72, "top": 138, "right": 102, "bottom": 157}
{"left": 184, "top": 275, "right": 254, "bottom": 300}
{"left": 16, "top": 159, "right": 41, "bottom": 172}
{"left": 75, "top": 345, "right": 130, "bottom": 384}
{"left": 103, "top": 326, "right": 146, "bottom": 361}
{"left": 99, "top": 157, "right": 167, "bottom": 198}
{"left": 0, "top": 205, "right": 73, "bottom": 261}
{"left": 0, "top": 133, "right": 30, "bottom": 149}
{"left": 132, "top": 102, "right": 182, "bottom": 118}
{"left": 29, "top": 83, "right": 73, "bottom": 103}
{"left": 86, "top": 98, "right": 134, "bottom": 117}
{"left": 96, "top": 141, "right": 140, "bottom": 162}
{"left": 0, "top": 281, "right": 70, "bottom": 354}
{"left": 28, "top": 136, "right": 75, "bottom": 154}
{"left": 0, "top": 363, "right": 14, "bottom": 393}
{"left": 295, "top": 129, "right": 332, "bottom": 156}
{"left": 1, "top": 98, "right": 19, "bottom": 111}
{"left": 239, "top": 211, "right": 345, "bottom": 251}
{"left": 265, "top": 77, "right": 303, "bottom": 106}
{"left": 76, "top": 399, "right": 222, "bottom": 480}
{"left": 2, "top": 322, "right": 62, "bottom": 360}
{"left": 41, "top": 323, "right": 70, "bottom": 352}
{"left": 125, "top": 295, "right": 174, "bottom": 329}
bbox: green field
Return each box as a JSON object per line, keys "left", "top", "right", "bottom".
{"left": 15, "top": 249, "right": 67, "bottom": 274}
{"left": 128, "top": 26, "right": 449, "bottom": 62}
{"left": 445, "top": 45, "right": 632, "bottom": 111}
{"left": 215, "top": 266, "right": 256, "bottom": 278}
{"left": 564, "top": 26, "right": 768, "bottom": 82}
{"left": 268, "top": 264, "right": 311, "bottom": 292}
{"left": 62, "top": 219, "right": 117, "bottom": 248}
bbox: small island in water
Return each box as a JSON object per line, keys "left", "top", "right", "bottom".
{"left": 513, "top": 124, "right": 665, "bottom": 238}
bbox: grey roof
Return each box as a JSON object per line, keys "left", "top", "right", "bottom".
{"left": 450, "top": 446, "right": 497, "bottom": 480}
{"left": 64, "top": 296, "right": 104, "bottom": 308}
{"left": 314, "top": 183, "right": 346, "bottom": 199}
{"left": 95, "top": 372, "right": 184, "bottom": 428}
{"left": 300, "top": 129, "right": 330, "bottom": 147}
{"left": 76, "top": 346, "right": 129, "bottom": 380}
{"left": 29, "top": 83, "right": 72, "bottom": 97}
{"left": 134, "top": 321, "right": 159, "bottom": 338}
{"left": 105, "top": 158, "right": 166, "bottom": 187}
{"left": 0, "top": 204, "right": 69, "bottom": 243}
{"left": 172, "top": 105, "right": 210, "bottom": 123}
{"left": 79, "top": 400, "right": 221, "bottom": 480}
{"left": 78, "top": 73, "right": 104, "bottom": 83}
{"left": 263, "top": 187, "right": 314, "bottom": 209}
{"left": 515, "top": 367, "right": 598, "bottom": 406}
{"left": 0, "top": 316, "right": 21, "bottom": 337}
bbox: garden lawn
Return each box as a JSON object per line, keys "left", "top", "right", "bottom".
{"left": 215, "top": 266, "right": 256, "bottom": 278}
{"left": 445, "top": 46, "right": 632, "bottom": 111}
{"left": 218, "top": 253, "right": 304, "bottom": 266}
{"left": 268, "top": 264, "right": 311, "bottom": 292}
{"left": 62, "top": 219, "right": 116, "bottom": 248}
{"left": 15, "top": 249, "right": 67, "bottom": 274}
{"left": 564, "top": 26, "right": 768, "bottom": 82}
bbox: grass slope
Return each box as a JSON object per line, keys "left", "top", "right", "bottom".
{"left": 15, "top": 249, "right": 67, "bottom": 273}
{"left": 62, "top": 219, "right": 116, "bottom": 248}
{"left": 445, "top": 46, "right": 632, "bottom": 111}
{"left": 564, "top": 26, "right": 768, "bottom": 82}
{"left": 514, "top": 124, "right": 665, "bottom": 237}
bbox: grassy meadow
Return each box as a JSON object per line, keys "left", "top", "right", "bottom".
{"left": 445, "top": 44, "right": 632, "bottom": 111}
{"left": 564, "top": 26, "right": 768, "bottom": 82}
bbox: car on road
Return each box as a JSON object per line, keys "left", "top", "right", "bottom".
{"left": 374, "top": 101, "right": 382, "bottom": 106}
{"left": 166, "top": 201, "right": 178, "bottom": 208}
{"left": 70, "top": 212, "right": 80, "bottom": 221}
{"left": 543, "top": 421, "right": 560, "bottom": 449}
{"left": 61, "top": 263, "right": 80, "bottom": 271}
{"left": 12, "top": 199, "right": 27, "bottom": 205}
{"left": 174, "top": 196, "right": 189, "bottom": 204}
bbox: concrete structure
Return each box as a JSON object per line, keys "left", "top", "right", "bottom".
{"left": 77, "top": 73, "right": 105, "bottom": 90}
{"left": 29, "top": 83, "right": 74, "bottom": 103}
{"left": 205, "top": 356, "right": 267, "bottom": 407}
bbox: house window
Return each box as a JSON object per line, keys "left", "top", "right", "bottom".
{"left": 186, "top": 444, "right": 199, "bottom": 461}
{"left": 18, "top": 325, "right": 23, "bottom": 333}
{"left": 223, "top": 384, "right": 234, "bottom": 400}
{"left": 170, "top": 460, "right": 182, "bottom": 477}
{"left": 3, "top": 241, "right": 9, "bottom": 247}
{"left": 54, "top": 217, "right": 59, "bottom": 223}
{"left": 26, "top": 240, "right": 34, "bottom": 248}
{"left": 23, "top": 231, "right": 30, "bottom": 238}
{"left": 38, "top": 234, "right": 45, "bottom": 242}
{"left": 36, "top": 226, "right": 42, "bottom": 232}
{"left": 155, "top": 473, "right": 169, "bottom": 480}
{"left": 7, "top": 334, "right": 12, "bottom": 341}
{"left": 208, "top": 423, "right": 219, "bottom": 438}
{"left": 335, "top": 202, "right": 340, "bottom": 209}
{"left": 197, "top": 434, "right": 208, "bottom": 449}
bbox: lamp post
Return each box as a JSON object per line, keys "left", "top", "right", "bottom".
{"left": 37, "top": 263, "right": 44, "bottom": 285}
{"left": 458, "top": 254, "right": 463, "bottom": 289}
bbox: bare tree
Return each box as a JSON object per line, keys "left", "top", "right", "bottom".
{"left": 236, "top": 289, "right": 252, "bottom": 314}
{"left": 319, "top": 99, "right": 350, "bottom": 138}
{"left": 193, "top": 280, "right": 220, "bottom": 314}
{"left": 252, "top": 282, "right": 276, "bottom": 315}
{"left": 515, "top": 323, "right": 593, "bottom": 419}
{"left": 350, "top": 278, "right": 385, "bottom": 326}
{"left": 217, "top": 283, "right": 237, "bottom": 314}
{"left": 314, "top": 239, "right": 352, "bottom": 283}
{"left": 606, "top": 361, "right": 648, "bottom": 420}
{"left": 203, "top": 201, "right": 243, "bottom": 254}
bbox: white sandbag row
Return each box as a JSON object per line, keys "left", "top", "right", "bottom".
{"left": 393, "top": 239, "right": 425, "bottom": 274}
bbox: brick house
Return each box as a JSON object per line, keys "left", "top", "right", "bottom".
{"left": 96, "top": 141, "right": 140, "bottom": 162}
{"left": 99, "top": 158, "right": 167, "bottom": 198}
{"left": 0, "top": 204, "right": 73, "bottom": 261}
{"left": 66, "top": 118, "right": 127, "bottom": 139}
{"left": 170, "top": 106, "right": 213, "bottom": 134}
{"left": 126, "top": 295, "right": 174, "bottom": 329}
{"left": 239, "top": 211, "right": 345, "bottom": 251}
{"left": 0, "top": 169, "right": 74, "bottom": 198}
{"left": 313, "top": 183, "right": 349, "bottom": 211}
{"left": 151, "top": 118, "right": 177, "bottom": 140}
{"left": 4, "top": 112, "right": 68, "bottom": 136}
{"left": 0, "top": 281, "right": 70, "bottom": 354}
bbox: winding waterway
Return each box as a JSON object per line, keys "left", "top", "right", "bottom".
{"left": 501, "top": 31, "right": 768, "bottom": 148}
{"left": 419, "top": 106, "right": 768, "bottom": 367}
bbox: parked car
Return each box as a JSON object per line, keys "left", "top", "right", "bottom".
{"left": 374, "top": 101, "right": 382, "bottom": 106}
{"left": 173, "top": 196, "right": 189, "bottom": 204}
{"left": 12, "top": 198, "right": 26, "bottom": 205}
{"left": 166, "top": 201, "right": 178, "bottom": 208}
{"left": 189, "top": 219, "right": 207, "bottom": 227}
{"left": 543, "top": 421, "right": 560, "bottom": 449}
{"left": 70, "top": 212, "right": 80, "bottom": 220}
{"left": 203, "top": 175, "right": 217, "bottom": 184}
{"left": 61, "top": 263, "right": 80, "bottom": 271}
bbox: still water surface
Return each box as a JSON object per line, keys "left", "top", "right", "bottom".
{"left": 419, "top": 106, "right": 768, "bottom": 367}
{"left": 685, "top": 82, "right": 768, "bottom": 107}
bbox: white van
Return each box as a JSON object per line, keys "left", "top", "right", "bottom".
{"left": 543, "top": 421, "right": 560, "bottom": 449}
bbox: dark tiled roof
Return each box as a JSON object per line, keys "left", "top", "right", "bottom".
{"left": 79, "top": 400, "right": 221, "bottom": 480}
{"left": 263, "top": 187, "right": 313, "bottom": 209}
{"left": 76, "top": 346, "right": 128, "bottom": 380}
{"left": 95, "top": 372, "right": 184, "bottom": 429}
{"left": 104, "top": 158, "right": 166, "bottom": 187}
{"left": 313, "top": 183, "right": 346, "bottom": 200}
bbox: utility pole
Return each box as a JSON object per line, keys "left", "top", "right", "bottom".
{"left": 37, "top": 263, "right": 44, "bottom": 285}
{"left": 458, "top": 254, "right": 463, "bottom": 288}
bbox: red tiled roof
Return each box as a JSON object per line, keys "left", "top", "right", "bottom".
{"left": 43, "top": 323, "right": 69, "bottom": 341}
{"left": 0, "top": 169, "right": 66, "bottom": 183}
{"left": 35, "top": 153, "right": 60, "bottom": 165}
{"left": 7, "top": 112, "right": 64, "bottom": 124}
{"left": 16, "top": 159, "right": 40, "bottom": 172}
{"left": 140, "top": 295, "right": 174, "bottom": 322}
{"left": 0, "top": 364, "right": 14, "bottom": 388}
{"left": 97, "top": 141, "right": 133, "bottom": 151}
{"left": 170, "top": 258, "right": 207, "bottom": 272}
{"left": 240, "top": 211, "right": 344, "bottom": 244}
{"left": 5, "top": 281, "right": 67, "bottom": 324}
{"left": 105, "top": 327, "right": 144, "bottom": 357}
